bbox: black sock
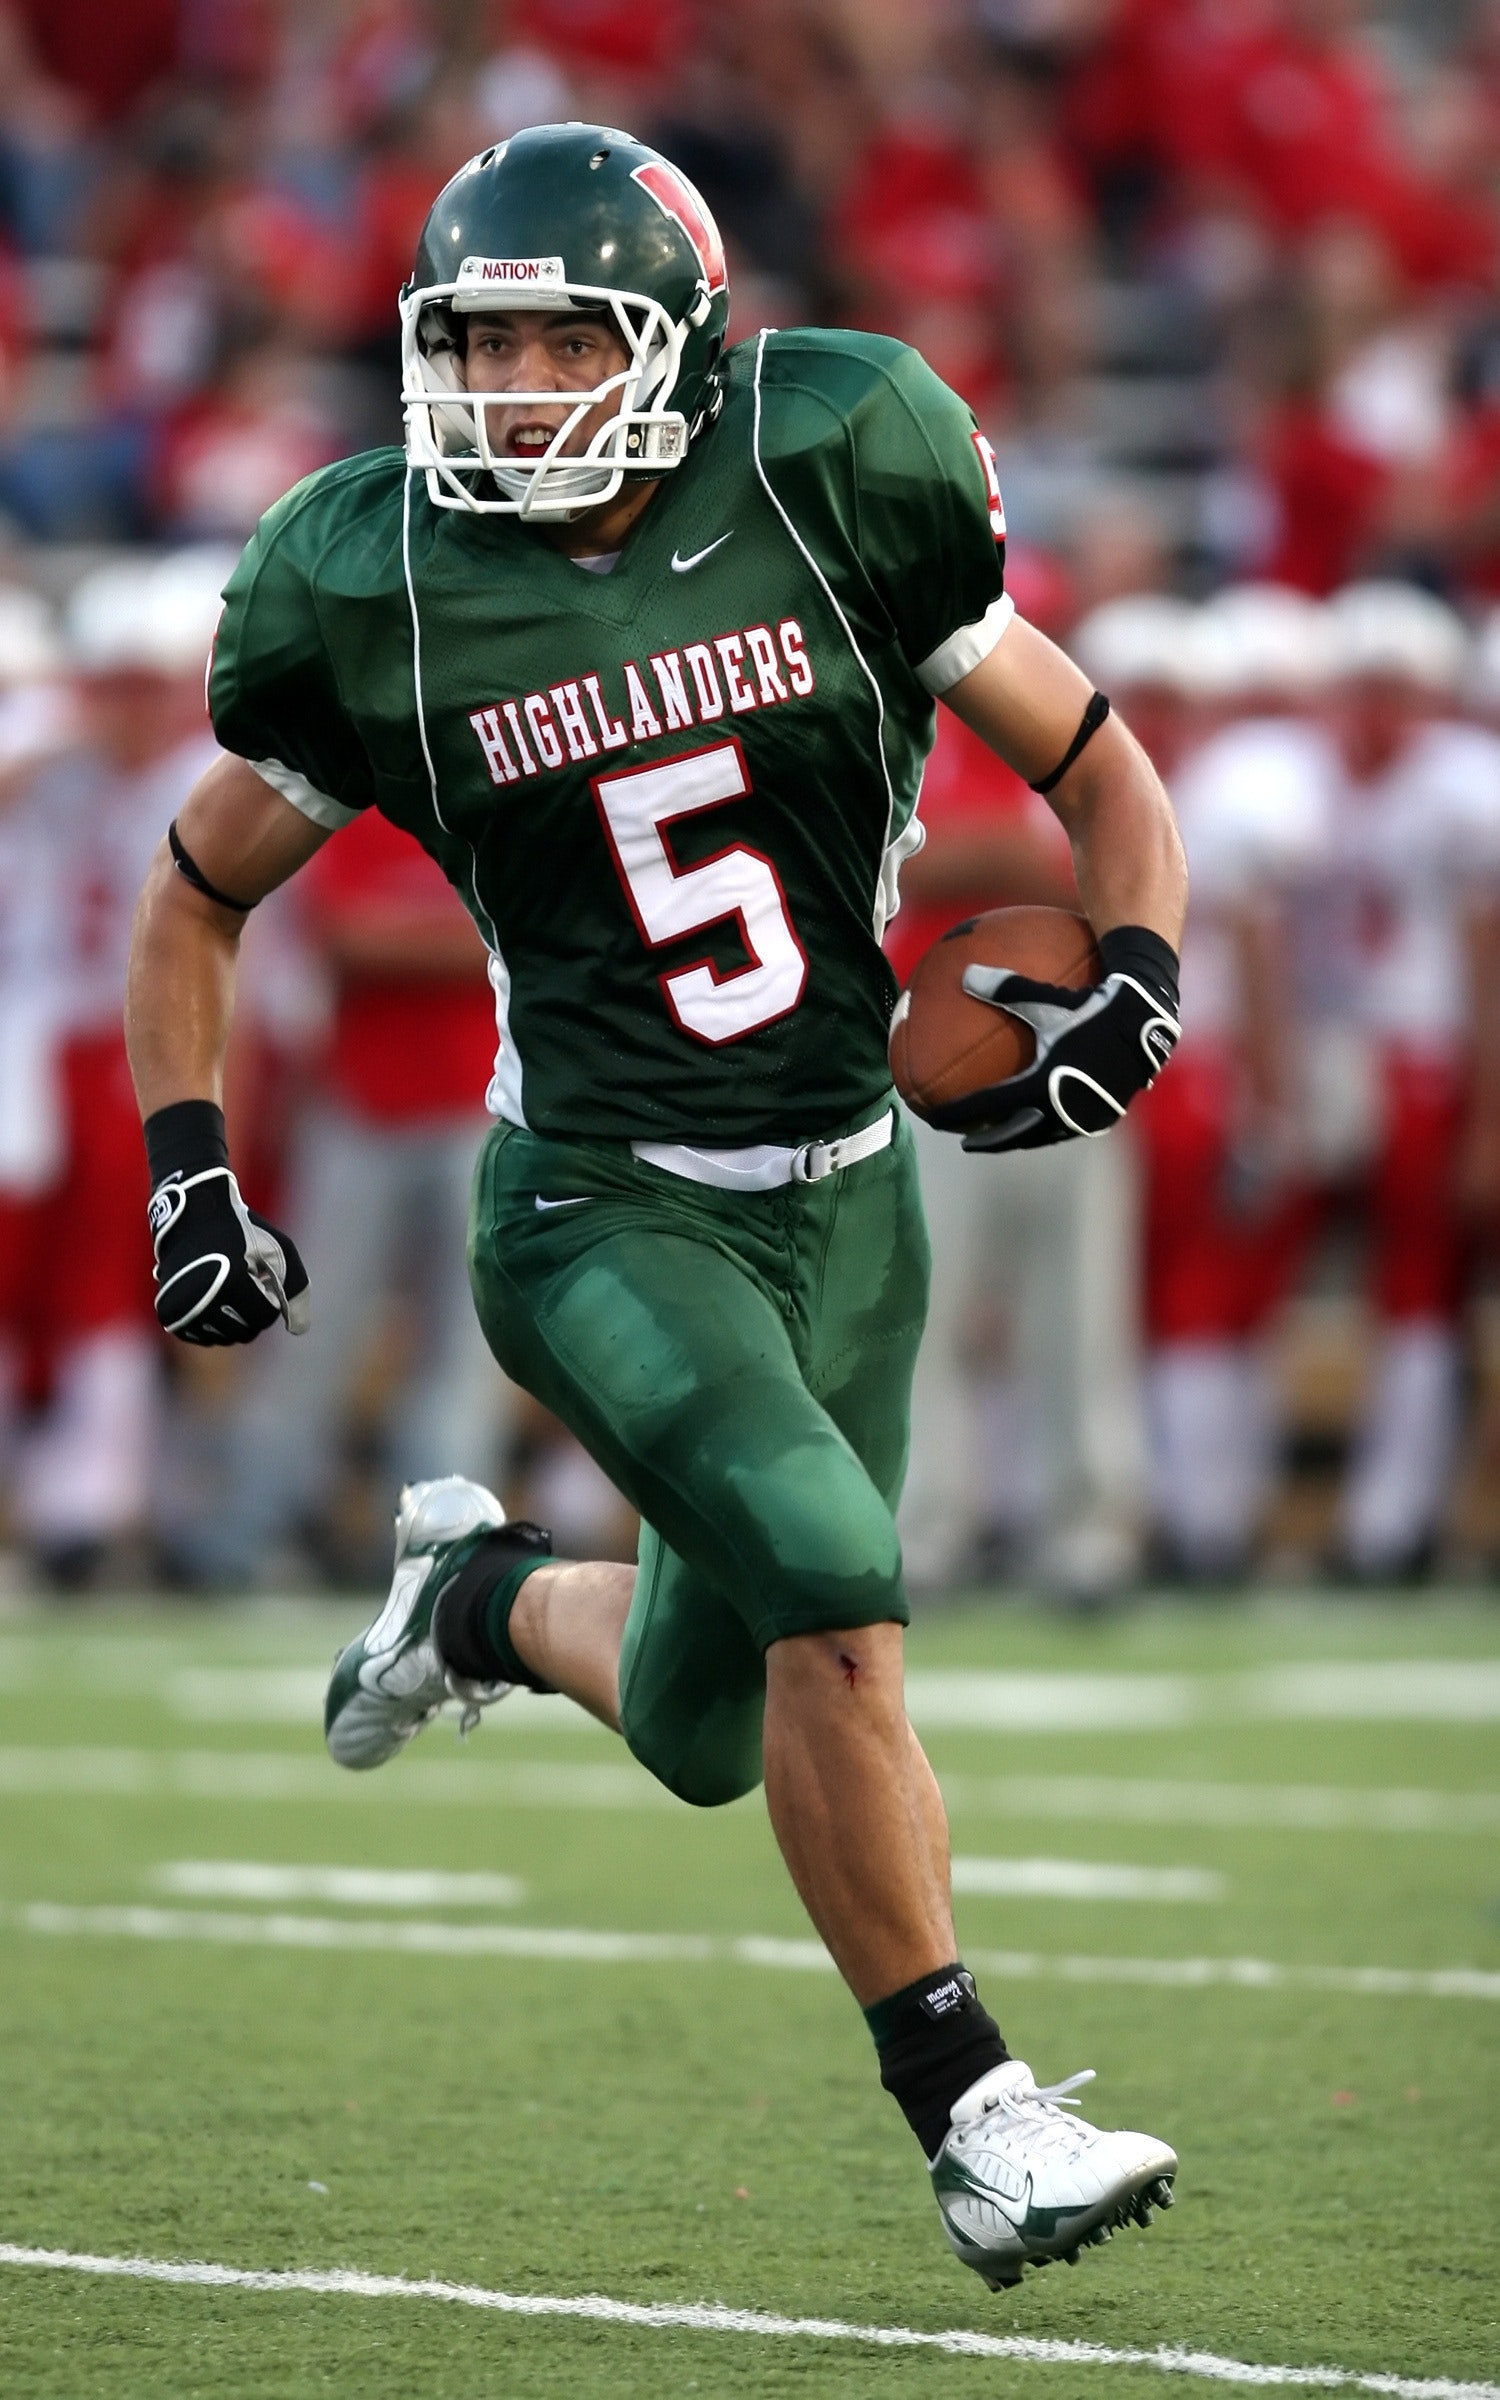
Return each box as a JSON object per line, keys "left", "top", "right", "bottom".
{"left": 431, "top": 1524, "right": 556, "bottom": 1691}
{"left": 865, "top": 1965, "right": 1009, "bottom": 2160}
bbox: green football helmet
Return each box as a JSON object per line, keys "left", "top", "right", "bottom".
{"left": 401, "top": 122, "right": 731, "bottom": 521}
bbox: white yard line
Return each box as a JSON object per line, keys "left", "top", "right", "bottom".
{"left": 166, "top": 1672, "right": 597, "bottom": 1731}
{"left": 6, "top": 1644, "right": 1500, "bottom": 1725}
{"left": 0, "top": 2242, "right": 1490, "bottom": 2398}
{"left": 951, "top": 1859, "right": 1226, "bottom": 1903}
{"left": 151, "top": 1863, "right": 527, "bottom": 1908}
{"left": 12, "top": 1904, "right": 1500, "bottom": 2000}
{"left": 937, "top": 1777, "right": 1500, "bottom": 1835}
{"left": 1, "top": 1747, "right": 1497, "bottom": 1832}
{"left": 0, "top": 1748, "right": 686, "bottom": 1807}
{"left": 905, "top": 1663, "right": 1500, "bottom": 1730}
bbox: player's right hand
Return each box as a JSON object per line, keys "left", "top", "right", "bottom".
{"left": 148, "top": 1165, "right": 310, "bottom": 1346}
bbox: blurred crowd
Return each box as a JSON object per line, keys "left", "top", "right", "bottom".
{"left": 896, "top": 579, "right": 1500, "bottom": 1597}
{"left": 0, "top": 0, "right": 1493, "bottom": 579}
{"left": 1, "top": 0, "right": 1499, "bottom": 1596}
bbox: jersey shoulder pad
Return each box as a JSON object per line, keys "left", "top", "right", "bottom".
{"left": 247, "top": 446, "right": 407, "bottom": 592}
{"left": 723, "top": 327, "right": 939, "bottom": 458}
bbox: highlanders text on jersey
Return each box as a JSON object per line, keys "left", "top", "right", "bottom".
{"left": 209, "top": 328, "right": 1011, "bottom": 1141}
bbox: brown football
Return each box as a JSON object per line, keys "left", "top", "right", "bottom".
{"left": 889, "top": 905, "right": 1103, "bottom": 1122}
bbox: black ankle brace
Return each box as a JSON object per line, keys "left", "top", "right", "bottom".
{"left": 868, "top": 1965, "right": 1009, "bottom": 2159}
{"left": 432, "top": 1524, "right": 556, "bottom": 1691}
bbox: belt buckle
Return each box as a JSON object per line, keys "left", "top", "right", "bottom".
{"left": 792, "top": 1140, "right": 831, "bottom": 1184}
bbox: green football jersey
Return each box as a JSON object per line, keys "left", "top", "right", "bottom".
{"left": 210, "top": 327, "right": 1011, "bottom": 1142}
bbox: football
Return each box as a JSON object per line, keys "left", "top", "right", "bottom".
{"left": 889, "top": 904, "right": 1103, "bottom": 1122}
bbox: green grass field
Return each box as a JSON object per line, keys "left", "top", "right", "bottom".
{"left": 1, "top": 1590, "right": 1497, "bottom": 2398}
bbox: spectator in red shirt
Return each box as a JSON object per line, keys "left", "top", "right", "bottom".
{"left": 184, "top": 808, "right": 513, "bottom": 1586}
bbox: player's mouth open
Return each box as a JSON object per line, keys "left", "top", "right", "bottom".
{"left": 506, "top": 423, "right": 561, "bottom": 456}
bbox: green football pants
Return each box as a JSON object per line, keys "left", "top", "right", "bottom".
{"left": 467, "top": 1104, "right": 930, "bottom": 1808}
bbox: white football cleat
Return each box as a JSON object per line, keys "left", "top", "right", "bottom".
{"left": 324, "top": 1476, "right": 516, "bottom": 1770}
{"left": 929, "top": 2060, "right": 1176, "bottom": 2289}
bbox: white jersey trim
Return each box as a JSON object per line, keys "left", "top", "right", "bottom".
{"left": 249, "top": 757, "right": 360, "bottom": 831}
{"left": 484, "top": 947, "right": 526, "bottom": 1128}
{"left": 917, "top": 592, "right": 1015, "bottom": 695}
{"left": 750, "top": 327, "right": 901, "bottom": 941}
{"left": 401, "top": 468, "right": 525, "bottom": 1127}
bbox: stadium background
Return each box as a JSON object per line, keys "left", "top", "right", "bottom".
{"left": 0, "top": 11, "right": 1497, "bottom": 2397}
{"left": 2, "top": 0, "right": 1500, "bottom": 1596}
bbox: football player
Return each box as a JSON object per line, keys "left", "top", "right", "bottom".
{"left": 124, "top": 125, "right": 1185, "bottom": 2287}
{"left": 6, "top": 554, "right": 225, "bottom": 1579}
{"left": 1305, "top": 584, "right": 1500, "bottom": 1577}
{"left": 1133, "top": 585, "right": 1333, "bottom": 1579}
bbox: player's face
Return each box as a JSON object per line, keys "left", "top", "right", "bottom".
{"left": 462, "top": 312, "right": 633, "bottom": 462}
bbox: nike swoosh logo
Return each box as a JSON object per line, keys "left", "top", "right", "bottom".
{"left": 534, "top": 1195, "right": 592, "bottom": 1211}
{"left": 670, "top": 533, "right": 733, "bottom": 573}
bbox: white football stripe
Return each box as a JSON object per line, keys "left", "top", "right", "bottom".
{"left": 905, "top": 1662, "right": 1500, "bottom": 1730}
{"left": 167, "top": 1671, "right": 597, "bottom": 1731}
{"left": 951, "top": 1857, "right": 1226, "bottom": 1903}
{"left": 938, "top": 1776, "right": 1500, "bottom": 1835}
{"left": 0, "top": 2242, "right": 1490, "bottom": 2399}
{"left": 0, "top": 1749, "right": 1496, "bottom": 1833}
{"left": 1243, "top": 1663, "right": 1500, "bottom": 1721}
{"left": 907, "top": 1672, "right": 1193, "bottom": 1731}
{"left": 0, "top": 1748, "right": 687, "bottom": 1806}
{"left": 151, "top": 1863, "right": 526, "bottom": 1908}
{"left": 13, "top": 1904, "right": 1500, "bottom": 2001}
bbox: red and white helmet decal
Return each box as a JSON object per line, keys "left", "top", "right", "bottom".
{"left": 632, "top": 161, "right": 727, "bottom": 295}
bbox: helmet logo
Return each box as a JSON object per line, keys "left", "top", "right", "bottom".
{"left": 456, "top": 254, "right": 567, "bottom": 297}
{"left": 631, "top": 162, "right": 726, "bottom": 294}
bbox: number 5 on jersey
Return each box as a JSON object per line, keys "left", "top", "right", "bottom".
{"left": 593, "top": 740, "right": 807, "bottom": 1044}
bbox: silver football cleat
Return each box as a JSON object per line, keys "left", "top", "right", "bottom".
{"left": 930, "top": 2059, "right": 1176, "bottom": 2289}
{"left": 323, "top": 1476, "right": 514, "bottom": 1770}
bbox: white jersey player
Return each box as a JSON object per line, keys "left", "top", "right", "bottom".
{"left": 1300, "top": 583, "right": 1500, "bottom": 1576}
{"left": 1, "top": 553, "right": 229, "bottom": 1579}
{"left": 1134, "top": 586, "right": 1333, "bottom": 1576}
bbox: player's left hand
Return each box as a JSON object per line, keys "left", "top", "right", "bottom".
{"left": 930, "top": 926, "right": 1181, "bottom": 1153}
{"left": 143, "top": 1098, "right": 310, "bottom": 1345}
{"left": 149, "top": 1167, "right": 310, "bottom": 1344}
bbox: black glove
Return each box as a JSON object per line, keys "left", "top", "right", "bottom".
{"left": 145, "top": 1100, "right": 310, "bottom": 1346}
{"left": 929, "top": 925, "right": 1181, "bottom": 1154}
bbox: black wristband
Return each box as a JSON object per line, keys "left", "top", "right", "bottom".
{"left": 1097, "top": 923, "right": 1180, "bottom": 1011}
{"left": 144, "top": 1099, "right": 230, "bottom": 1186}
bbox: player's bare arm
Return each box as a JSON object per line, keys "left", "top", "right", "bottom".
{"left": 944, "top": 613, "right": 1187, "bottom": 948}
{"left": 908, "top": 617, "right": 1188, "bottom": 1152}
{"left": 125, "top": 759, "right": 327, "bottom": 1342}
{"left": 126, "top": 755, "right": 329, "bottom": 1117}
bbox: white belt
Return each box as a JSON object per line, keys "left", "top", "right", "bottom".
{"left": 631, "top": 1108, "right": 894, "bottom": 1193}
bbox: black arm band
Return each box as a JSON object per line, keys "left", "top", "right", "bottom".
{"left": 144, "top": 1099, "right": 230, "bottom": 1186}
{"left": 1097, "top": 923, "right": 1180, "bottom": 1012}
{"left": 1030, "top": 690, "right": 1111, "bottom": 796}
{"left": 169, "top": 819, "right": 255, "bottom": 913}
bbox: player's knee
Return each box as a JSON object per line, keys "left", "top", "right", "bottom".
{"left": 744, "top": 1457, "right": 906, "bottom": 1644}
{"left": 765, "top": 1620, "right": 906, "bottom": 1712}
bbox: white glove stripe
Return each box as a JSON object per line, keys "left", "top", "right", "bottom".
{"left": 156, "top": 1253, "right": 233, "bottom": 1334}
{"left": 1048, "top": 1064, "right": 1127, "bottom": 1138}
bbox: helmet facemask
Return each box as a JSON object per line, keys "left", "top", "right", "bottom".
{"left": 401, "top": 269, "right": 707, "bottom": 522}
